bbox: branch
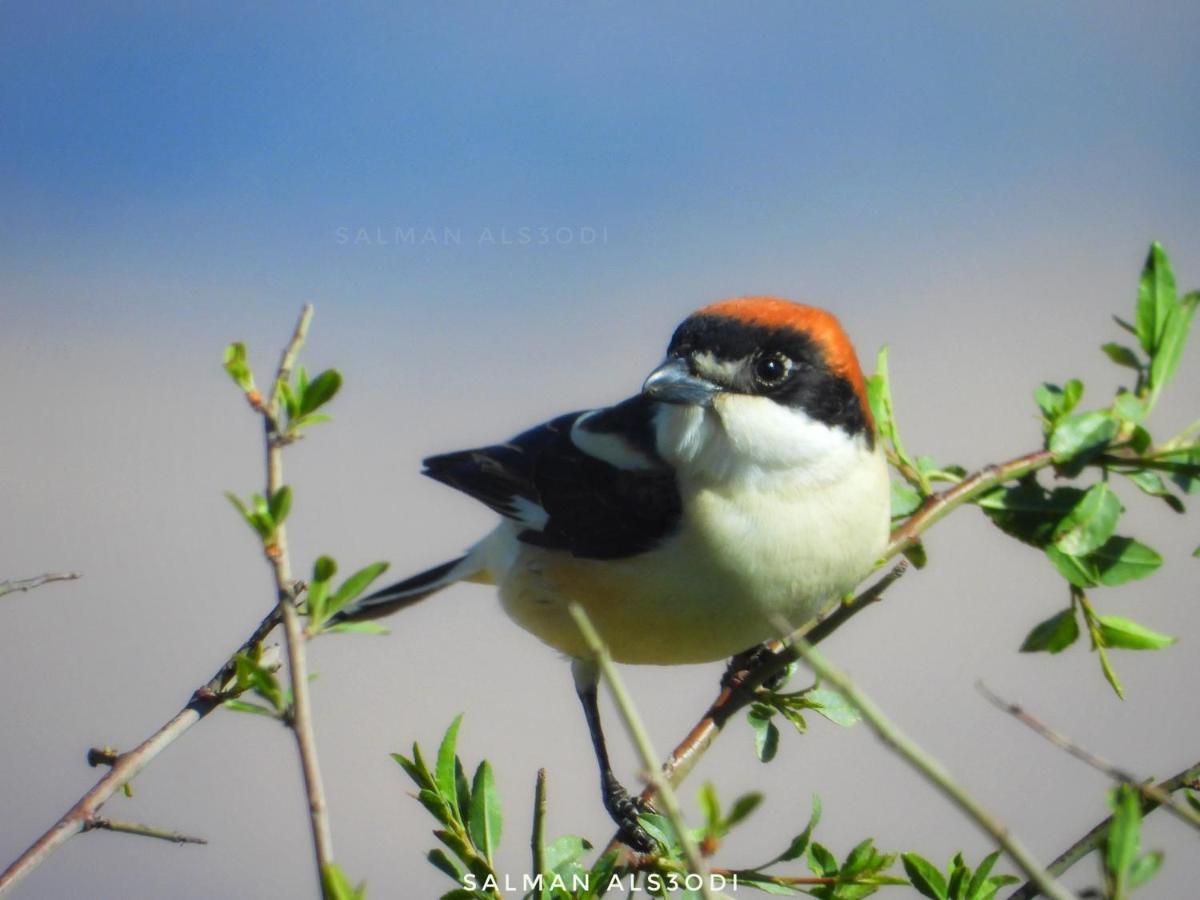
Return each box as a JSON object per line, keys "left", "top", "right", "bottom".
{"left": 0, "top": 572, "right": 81, "bottom": 599}
{"left": 0, "top": 601, "right": 280, "bottom": 897}
{"left": 84, "top": 818, "right": 207, "bottom": 846}
{"left": 1006, "top": 761, "right": 1200, "bottom": 900}
{"left": 788, "top": 637, "right": 1073, "bottom": 900}
{"left": 259, "top": 305, "right": 337, "bottom": 884}
{"left": 978, "top": 683, "right": 1200, "bottom": 832}
{"left": 569, "top": 604, "right": 717, "bottom": 900}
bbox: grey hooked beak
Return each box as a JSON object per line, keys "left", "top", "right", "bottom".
{"left": 642, "top": 357, "right": 721, "bottom": 407}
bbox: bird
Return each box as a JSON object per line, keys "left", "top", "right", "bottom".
{"left": 335, "top": 297, "right": 891, "bottom": 851}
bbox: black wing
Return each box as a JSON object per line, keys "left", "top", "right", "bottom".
{"left": 422, "top": 394, "right": 682, "bottom": 560}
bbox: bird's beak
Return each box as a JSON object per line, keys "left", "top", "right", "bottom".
{"left": 642, "top": 357, "right": 721, "bottom": 407}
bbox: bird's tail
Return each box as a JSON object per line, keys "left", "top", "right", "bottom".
{"left": 333, "top": 550, "right": 488, "bottom": 622}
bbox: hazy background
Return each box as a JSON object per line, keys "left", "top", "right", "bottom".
{"left": 2, "top": 3, "right": 1198, "bottom": 898}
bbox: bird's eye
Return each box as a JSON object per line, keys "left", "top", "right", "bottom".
{"left": 753, "top": 353, "right": 791, "bottom": 387}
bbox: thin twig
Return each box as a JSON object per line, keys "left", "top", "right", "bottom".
{"left": 788, "top": 636, "right": 1074, "bottom": 900}
{"left": 568, "top": 604, "right": 717, "bottom": 900}
{"left": 85, "top": 818, "right": 207, "bottom": 846}
{"left": 531, "top": 768, "right": 547, "bottom": 880}
{"left": 977, "top": 683, "right": 1200, "bottom": 831}
{"left": 0, "top": 572, "right": 81, "bottom": 599}
{"left": 1006, "top": 761, "right": 1200, "bottom": 900}
{"left": 260, "top": 305, "right": 336, "bottom": 885}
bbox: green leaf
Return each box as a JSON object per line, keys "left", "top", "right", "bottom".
{"left": 776, "top": 795, "right": 822, "bottom": 863}
{"left": 1045, "top": 536, "right": 1162, "bottom": 589}
{"left": 1129, "top": 851, "right": 1162, "bottom": 889}
{"left": 1135, "top": 242, "right": 1176, "bottom": 356}
{"left": 225, "top": 491, "right": 273, "bottom": 540}
{"left": 806, "top": 687, "right": 862, "bottom": 727}
{"left": 808, "top": 842, "right": 838, "bottom": 878}
{"left": 725, "top": 791, "right": 764, "bottom": 829}
{"left": 427, "top": 848, "right": 467, "bottom": 883}
{"left": 965, "top": 850, "right": 1001, "bottom": 899}
{"left": 328, "top": 561, "right": 390, "bottom": 615}
{"left": 698, "top": 782, "right": 721, "bottom": 831}
{"left": 1044, "top": 545, "right": 1098, "bottom": 588}
{"left": 321, "top": 862, "right": 366, "bottom": 900}
{"left": 1098, "top": 645, "right": 1125, "bottom": 699}
{"left": 1096, "top": 616, "right": 1175, "bottom": 650}
{"left": 314, "top": 555, "right": 337, "bottom": 582}
{"left": 1051, "top": 483, "right": 1122, "bottom": 556}
{"left": 1035, "top": 380, "right": 1083, "bottom": 424}
{"left": 1049, "top": 411, "right": 1118, "bottom": 462}
{"left": 1107, "top": 785, "right": 1142, "bottom": 892}
{"left": 544, "top": 835, "right": 591, "bottom": 873}
{"left": 1122, "top": 470, "right": 1184, "bottom": 513}
{"left": 1020, "top": 608, "right": 1080, "bottom": 654}
{"left": 841, "top": 838, "right": 877, "bottom": 877}
{"left": 1150, "top": 290, "right": 1199, "bottom": 400}
{"left": 467, "top": 760, "right": 501, "bottom": 863}
{"left": 268, "top": 485, "right": 292, "bottom": 527}
{"left": 636, "top": 813, "right": 678, "bottom": 855}
{"left": 436, "top": 715, "right": 464, "bottom": 821}
{"left": 902, "top": 852, "right": 948, "bottom": 900}
{"left": 1101, "top": 343, "right": 1142, "bottom": 369}
{"left": 1112, "top": 391, "right": 1146, "bottom": 425}
{"left": 1092, "top": 537, "right": 1163, "bottom": 586}
{"left": 750, "top": 712, "right": 780, "bottom": 763}
{"left": 223, "top": 342, "right": 256, "bottom": 392}
{"left": 300, "top": 369, "right": 343, "bottom": 417}
{"left": 222, "top": 699, "right": 281, "bottom": 718}
{"left": 891, "top": 479, "right": 923, "bottom": 518}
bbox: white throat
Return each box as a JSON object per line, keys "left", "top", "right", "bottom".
{"left": 653, "top": 395, "right": 871, "bottom": 488}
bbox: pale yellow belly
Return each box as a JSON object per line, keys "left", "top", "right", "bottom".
{"left": 488, "top": 458, "right": 890, "bottom": 664}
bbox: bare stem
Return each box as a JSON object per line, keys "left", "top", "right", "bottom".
{"left": 978, "top": 683, "right": 1200, "bottom": 831}
{"left": 262, "top": 305, "right": 336, "bottom": 886}
{"left": 85, "top": 818, "right": 207, "bottom": 846}
{"left": 1006, "top": 761, "right": 1200, "bottom": 900}
{"left": 0, "top": 572, "right": 81, "bottom": 599}
{"left": 568, "top": 604, "right": 717, "bottom": 900}
{"left": 531, "top": 769, "right": 547, "bottom": 879}
{"left": 788, "top": 637, "right": 1073, "bottom": 900}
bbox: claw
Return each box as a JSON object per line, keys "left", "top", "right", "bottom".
{"left": 604, "top": 780, "right": 656, "bottom": 853}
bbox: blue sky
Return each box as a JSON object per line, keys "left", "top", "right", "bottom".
{"left": 3, "top": 1, "right": 1197, "bottom": 345}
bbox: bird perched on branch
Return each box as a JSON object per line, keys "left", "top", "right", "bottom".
{"left": 336, "top": 297, "right": 891, "bottom": 850}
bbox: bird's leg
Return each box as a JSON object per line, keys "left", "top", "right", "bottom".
{"left": 722, "top": 642, "right": 789, "bottom": 691}
{"left": 571, "top": 658, "right": 657, "bottom": 854}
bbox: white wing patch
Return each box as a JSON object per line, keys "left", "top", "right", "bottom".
{"left": 510, "top": 495, "right": 550, "bottom": 529}
{"left": 570, "top": 412, "right": 658, "bottom": 471}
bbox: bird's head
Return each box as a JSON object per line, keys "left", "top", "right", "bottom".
{"left": 643, "top": 297, "right": 876, "bottom": 480}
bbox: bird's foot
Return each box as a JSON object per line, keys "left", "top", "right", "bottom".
{"left": 603, "top": 779, "right": 657, "bottom": 854}
{"left": 722, "top": 643, "right": 788, "bottom": 692}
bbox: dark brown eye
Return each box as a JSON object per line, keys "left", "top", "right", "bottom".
{"left": 754, "top": 353, "right": 791, "bottom": 387}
